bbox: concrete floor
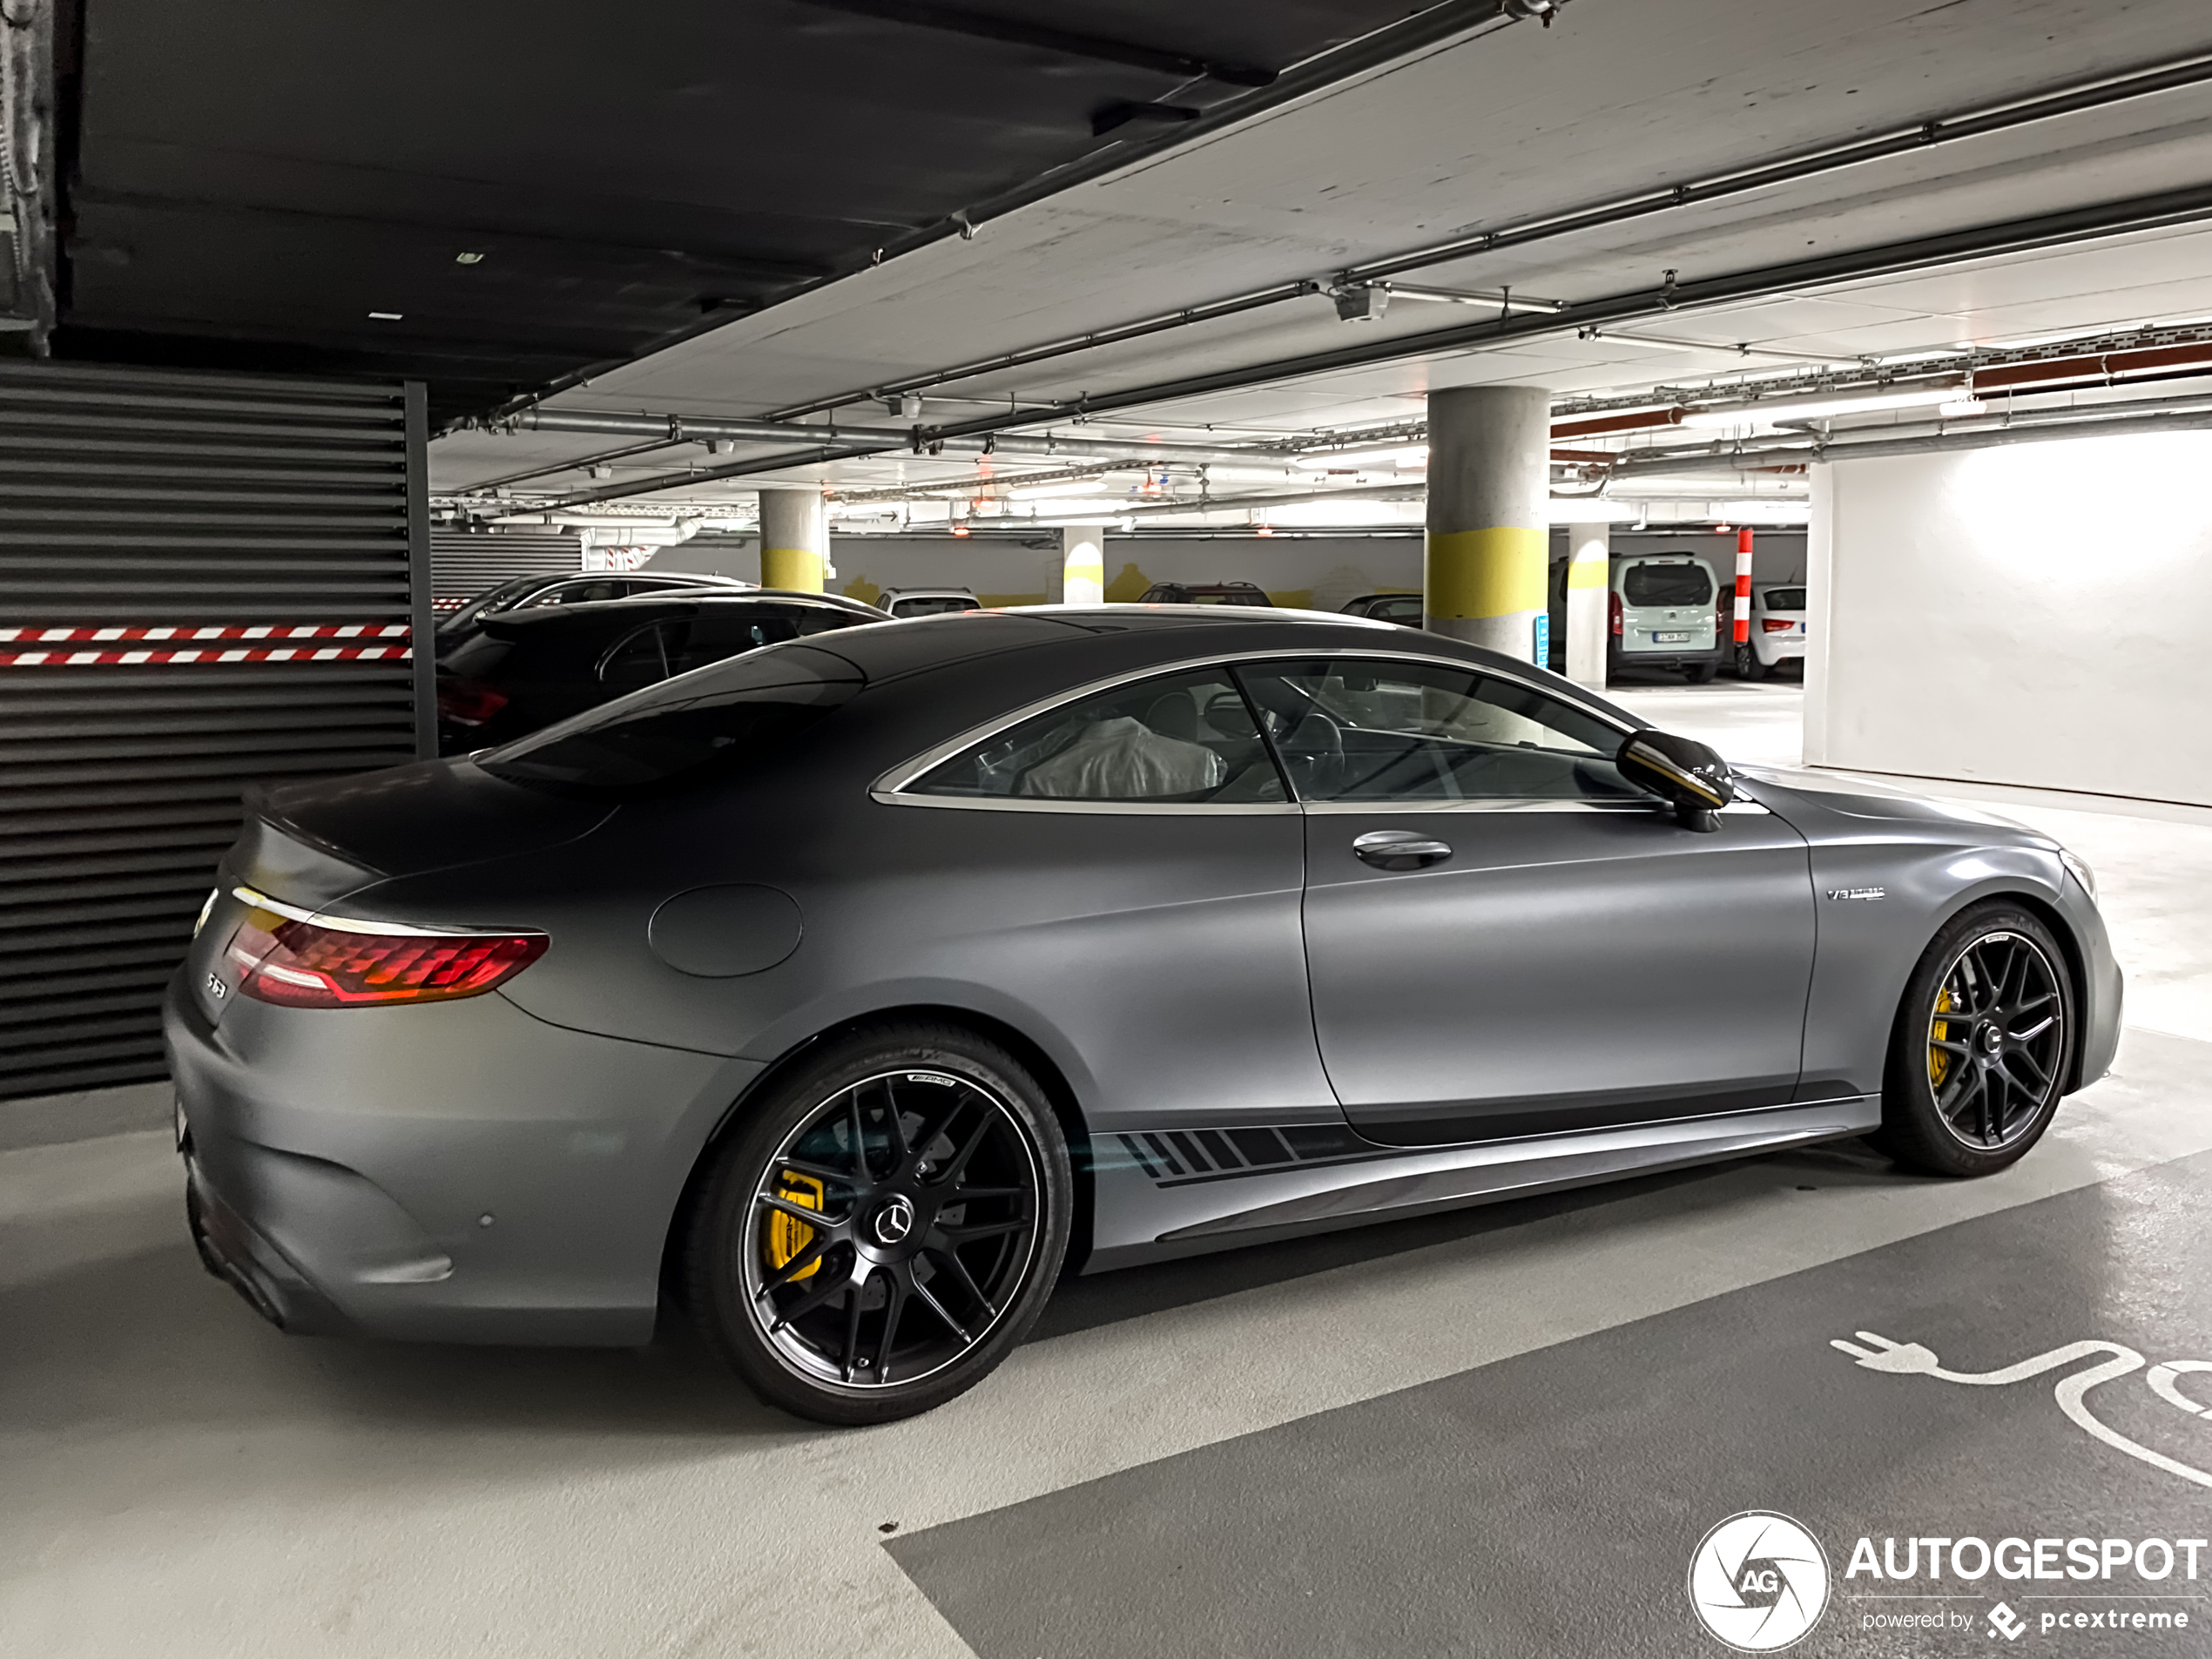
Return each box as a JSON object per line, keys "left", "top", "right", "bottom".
{"left": 7, "top": 684, "right": 2212, "bottom": 1656}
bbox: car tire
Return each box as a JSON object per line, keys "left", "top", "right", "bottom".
{"left": 1684, "top": 661, "right": 1719, "bottom": 685}
{"left": 1733, "top": 643, "right": 1767, "bottom": 682}
{"left": 1871, "top": 904, "right": 2075, "bottom": 1177}
{"left": 686, "top": 1021, "right": 1072, "bottom": 1425}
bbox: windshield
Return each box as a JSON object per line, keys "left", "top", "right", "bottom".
{"left": 891, "top": 596, "right": 979, "bottom": 617}
{"left": 481, "top": 644, "right": 861, "bottom": 794}
{"left": 1622, "top": 562, "right": 1713, "bottom": 607}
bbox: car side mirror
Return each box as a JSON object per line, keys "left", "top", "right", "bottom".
{"left": 1617, "top": 728, "right": 1735, "bottom": 831}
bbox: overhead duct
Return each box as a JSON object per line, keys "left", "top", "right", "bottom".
{"left": 1608, "top": 400, "right": 2212, "bottom": 475}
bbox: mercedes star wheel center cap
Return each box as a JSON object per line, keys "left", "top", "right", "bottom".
{"left": 873, "top": 1194, "right": 916, "bottom": 1247}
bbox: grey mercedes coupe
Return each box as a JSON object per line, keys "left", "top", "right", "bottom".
{"left": 165, "top": 606, "right": 2121, "bottom": 1423}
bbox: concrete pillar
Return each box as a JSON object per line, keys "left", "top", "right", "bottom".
{"left": 1425, "top": 385, "right": 1551, "bottom": 661}
{"left": 1061, "top": 525, "right": 1104, "bottom": 606}
{"left": 1564, "top": 521, "right": 1610, "bottom": 689}
{"left": 758, "top": 488, "right": 826, "bottom": 592}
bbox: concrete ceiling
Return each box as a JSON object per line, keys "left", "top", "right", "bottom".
{"left": 56, "top": 0, "right": 1425, "bottom": 423}
{"left": 430, "top": 0, "right": 2212, "bottom": 508}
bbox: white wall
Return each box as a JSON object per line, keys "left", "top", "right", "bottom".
{"left": 1804, "top": 431, "right": 2212, "bottom": 806}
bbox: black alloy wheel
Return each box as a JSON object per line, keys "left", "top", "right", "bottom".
{"left": 688, "top": 1022, "right": 1070, "bottom": 1424}
{"left": 1875, "top": 905, "right": 2074, "bottom": 1177}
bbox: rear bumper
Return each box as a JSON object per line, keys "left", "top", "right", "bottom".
{"left": 1609, "top": 643, "right": 1726, "bottom": 672}
{"left": 1752, "top": 631, "right": 1807, "bottom": 665}
{"left": 164, "top": 974, "right": 752, "bottom": 1346}
{"left": 185, "top": 1149, "right": 352, "bottom": 1335}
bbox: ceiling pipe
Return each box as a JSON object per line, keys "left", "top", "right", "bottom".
{"left": 1343, "top": 48, "right": 2212, "bottom": 285}
{"left": 1112, "top": 481, "right": 1427, "bottom": 518}
{"left": 1974, "top": 339, "right": 2212, "bottom": 392}
{"left": 499, "top": 407, "right": 1280, "bottom": 466}
{"left": 739, "top": 46, "right": 2212, "bottom": 427}
{"left": 1607, "top": 401, "right": 2212, "bottom": 475}
{"left": 916, "top": 182, "right": 2212, "bottom": 445}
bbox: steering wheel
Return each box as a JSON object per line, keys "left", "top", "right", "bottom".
{"left": 1279, "top": 711, "right": 1345, "bottom": 796}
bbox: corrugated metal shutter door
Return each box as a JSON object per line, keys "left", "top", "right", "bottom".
{"left": 0, "top": 362, "right": 428, "bottom": 1102}
{"left": 429, "top": 529, "right": 582, "bottom": 610}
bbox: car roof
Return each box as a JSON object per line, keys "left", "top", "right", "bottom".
{"left": 804, "top": 602, "right": 1511, "bottom": 675}
{"left": 477, "top": 588, "right": 887, "bottom": 638}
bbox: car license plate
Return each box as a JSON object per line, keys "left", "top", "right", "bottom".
{"left": 1653, "top": 631, "right": 1690, "bottom": 644}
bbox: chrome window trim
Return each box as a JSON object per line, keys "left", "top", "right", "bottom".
{"left": 873, "top": 795, "right": 1300, "bottom": 817}
{"left": 1300, "top": 796, "right": 1770, "bottom": 817}
{"left": 872, "top": 645, "right": 1643, "bottom": 814}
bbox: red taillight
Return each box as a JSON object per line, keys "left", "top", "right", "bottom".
{"left": 1762, "top": 617, "right": 1793, "bottom": 634}
{"left": 437, "top": 679, "right": 509, "bottom": 727}
{"left": 229, "top": 915, "right": 547, "bottom": 1008}
{"left": 1608, "top": 590, "right": 1622, "bottom": 637}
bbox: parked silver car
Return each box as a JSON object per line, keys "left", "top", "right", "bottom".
{"left": 167, "top": 607, "right": 2121, "bottom": 1424}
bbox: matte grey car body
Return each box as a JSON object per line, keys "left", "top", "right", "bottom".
{"left": 165, "top": 607, "right": 2121, "bottom": 1353}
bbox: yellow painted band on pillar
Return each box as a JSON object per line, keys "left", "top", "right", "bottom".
{"left": 1065, "top": 560, "right": 1103, "bottom": 582}
{"left": 1567, "top": 556, "right": 1608, "bottom": 590}
{"left": 761, "top": 546, "right": 824, "bottom": 593}
{"left": 1425, "top": 527, "right": 1547, "bottom": 619}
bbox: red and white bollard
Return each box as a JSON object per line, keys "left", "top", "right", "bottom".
{"left": 1732, "top": 526, "right": 1753, "bottom": 645}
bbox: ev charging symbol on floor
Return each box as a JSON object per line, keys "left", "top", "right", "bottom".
{"left": 1688, "top": 1511, "right": 1831, "bottom": 1650}
{"left": 1832, "top": 1330, "right": 2212, "bottom": 1489}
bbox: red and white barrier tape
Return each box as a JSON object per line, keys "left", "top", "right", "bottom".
{"left": 0, "top": 622, "right": 413, "bottom": 666}
{"left": 2, "top": 644, "right": 412, "bottom": 665}
{"left": 0, "top": 622, "right": 408, "bottom": 644}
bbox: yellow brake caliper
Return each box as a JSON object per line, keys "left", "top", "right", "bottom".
{"left": 1928, "top": 987, "right": 1953, "bottom": 1088}
{"left": 766, "top": 1172, "right": 824, "bottom": 1282}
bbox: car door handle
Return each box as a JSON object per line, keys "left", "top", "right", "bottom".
{"left": 1352, "top": 829, "right": 1453, "bottom": 870}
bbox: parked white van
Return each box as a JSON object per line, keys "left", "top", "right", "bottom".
{"left": 1608, "top": 552, "right": 1725, "bottom": 683}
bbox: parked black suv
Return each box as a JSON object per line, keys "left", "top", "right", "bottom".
{"left": 435, "top": 590, "right": 887, "bottom": 752}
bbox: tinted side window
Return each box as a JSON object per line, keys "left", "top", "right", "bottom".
{"left": 1622, "top": 563, "right": 1713, "bottom": 606}
{"left": 790, "top": 604, "right": 868, "bottom": 637}
{"left": 540, "top": 579, "right": 626, "bottom": 605}
{"left": 1236, "top": 658, "right": 1642, "bottom": 803}
{"left": 911, "top": 669, "right": 1285, "bottom": 804}
{"left": 598, "top": 622, "right": 673, "bottom": 688}
{"left": 671, "top": 610, "right": 799, "bottom": 673}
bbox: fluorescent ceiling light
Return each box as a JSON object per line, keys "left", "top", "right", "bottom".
{"left": 1008, "top": 479, "right": 1128, "bottom": 501}
{"left": 1021, "top": 498, "right": 1132, "bottom": 516}
{"left": 1295, "top": 444, "right": 1427, "bottom": 470}
{"left": 1544, "top": 498, "right": 1644, "bottom": 523}
{"left": 1937, "top": 397, "right": 1989, "bottom": 418}
{"left": 1681, "top": 385, "right": 1963, "bottom": 427}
